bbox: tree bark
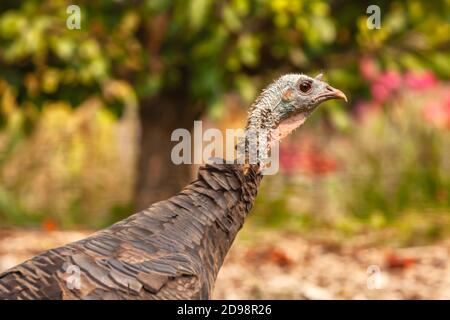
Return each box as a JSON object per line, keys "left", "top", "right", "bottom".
{"left": 134, "top": 93, "right": 203, "bottom": 211}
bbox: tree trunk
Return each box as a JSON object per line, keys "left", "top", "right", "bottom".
{"left": 134, "top": 93, "right": 203, "bottom": 211}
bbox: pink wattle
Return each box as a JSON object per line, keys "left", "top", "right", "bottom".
{"left": 272, "top": 112, "right": 307, "bottom": 142}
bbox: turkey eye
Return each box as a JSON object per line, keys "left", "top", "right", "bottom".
{"left": 299, "top": 81, "right": 312, "bottom": 93}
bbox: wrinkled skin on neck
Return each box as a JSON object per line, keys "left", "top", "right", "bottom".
{"left": 240, "top": 76, "right": 312, "bottom": 168}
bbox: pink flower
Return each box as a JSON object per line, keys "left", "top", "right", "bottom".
{"left": 280, "top": 145, "right": 298, "bottom": 174}
{"left": 359, "top": 56, "right": 379, "bottom": 81}
{"left": 422, "top": 93, "right": 450, "bottom": 129}
{"left": 280, "top": 141, "right": 338, "bottom": 175}
{"left": 404, "top": 70, "right": 437, "bottom": 90}
{"left": 371, "top": 70, "right": 402, "bottom": 103}
{"left": 379, "top": 70, "right": 402, "bottom": 90}
{"left": 371, "top": 82, "right": 390, "bottom": 102}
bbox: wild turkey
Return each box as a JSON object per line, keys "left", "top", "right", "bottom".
{"left": 0, "top": 74, "right": 346, "bottom": 300}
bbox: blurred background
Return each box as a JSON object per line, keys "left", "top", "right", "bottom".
{"left": 0, "top": 0, "right": 449, "bottom": 299}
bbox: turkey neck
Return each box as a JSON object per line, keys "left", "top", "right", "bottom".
{"left": 188, "top": 89, "right": 286, "bottom": 288}
{"left": 191, "top": 161, "right": 262, "bottom": 292}
{"left": 238, "top": 81, "right": 282, "bottom": 171}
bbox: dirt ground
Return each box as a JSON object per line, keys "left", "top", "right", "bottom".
{"left": 1, "top": 228, "right": 449, "bottom": 299}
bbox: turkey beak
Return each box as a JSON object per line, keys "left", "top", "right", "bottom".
{"left": 324, "top": 85, "right": 347, "bottom": 102}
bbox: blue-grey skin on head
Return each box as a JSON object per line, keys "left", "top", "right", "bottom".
{"left": 239, "top": 73, "right": 347, "bottom": 166}
{"left": 246, "top": 73, "right": 347, "bottom": 132}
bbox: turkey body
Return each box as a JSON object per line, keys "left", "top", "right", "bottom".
{"left": 0, "top": 162, "right": 262, "bottom": 300}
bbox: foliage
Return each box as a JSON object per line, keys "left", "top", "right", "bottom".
{"left": 0, "top": 99, "right": 138, "bottom": 228}
{"left": 252, "top": 67, "right": 450, "bottom": 245}
{"left": 0, "top": 1, "right": 449, "bottom": 230}
{"left": 1, "top": 0, "right": 448, "bottom": 123}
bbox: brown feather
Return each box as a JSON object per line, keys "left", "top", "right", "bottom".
{"left": 0, "top": 162, "right": 262, "bottom": 300}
